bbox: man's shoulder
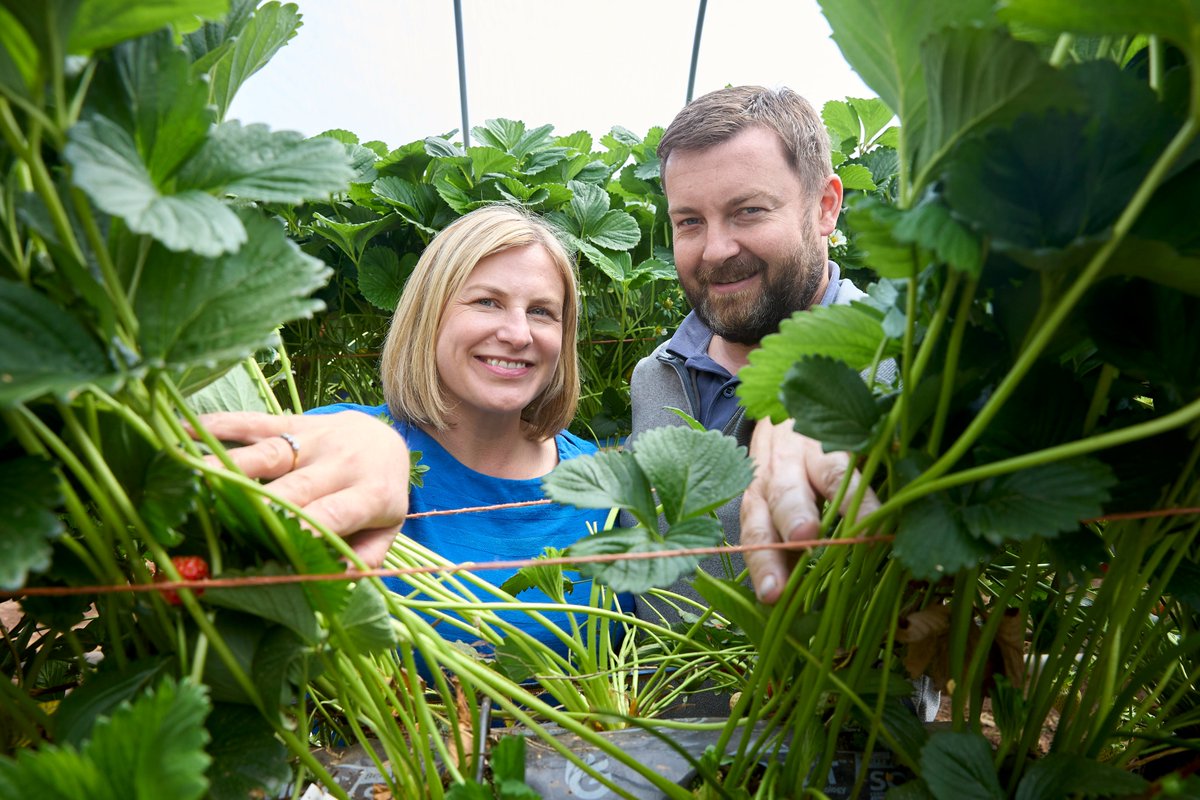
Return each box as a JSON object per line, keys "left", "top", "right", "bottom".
{"left": 831, "top": 277, "right": 869, "bottom": 306}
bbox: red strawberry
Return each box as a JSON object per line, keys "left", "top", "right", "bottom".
{"left": 156, "top": 556, "right": 210, "bottom": 605}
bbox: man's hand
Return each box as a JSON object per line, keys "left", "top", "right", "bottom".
{"left": 195, "top": 411, "right": 410, "bottom": 567}
{"left": 740, "top": 418, "right": 879, "bottom": 604}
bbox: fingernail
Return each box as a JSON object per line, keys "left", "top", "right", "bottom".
{"left": 757, "top": 574, "right": 778, "bottom": 602}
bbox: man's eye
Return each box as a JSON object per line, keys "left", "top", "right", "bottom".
{"left": 674, "top": 217, "right": 700, "bottom": 228}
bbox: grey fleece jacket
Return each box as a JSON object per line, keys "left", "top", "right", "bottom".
{"left": 626, "top": 275, "right": 878, "bottom": 623}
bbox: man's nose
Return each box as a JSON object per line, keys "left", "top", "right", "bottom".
{"left": 702, "top": 222, "right": 740, "bottom": 264}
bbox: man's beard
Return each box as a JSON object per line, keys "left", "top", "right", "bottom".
{"left": 684, "top": 239, "right": 826, "bottom": 346}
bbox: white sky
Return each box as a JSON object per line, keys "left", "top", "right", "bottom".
{"left": 227, "top": 0, "right": 874, "bottom": 148}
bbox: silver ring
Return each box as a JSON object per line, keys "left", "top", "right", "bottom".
{"left": 279, "top": 433, "right": 300, "bottom": 472}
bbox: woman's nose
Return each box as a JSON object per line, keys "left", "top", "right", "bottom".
{"left": 495, "top": 309, "right": 532, "bottom": 347}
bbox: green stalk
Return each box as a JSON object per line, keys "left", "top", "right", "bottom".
{"left": 12, "top": 406, "right": 147, "bottom": 588}
{"left": 446, "top": 646, "right": 693, "bottom": 799}
{"left": 841, "top": 264, "right": 962, "bottom": 524}
{"left": 0, "top": 100, "right": 86, "bottom": 268}
{"left": 274, "top": 335, "right": 304, "bottom": 414}
{"left": 860, "top": 393, "right": 1200, "bottom": 531}
{"left": 71, "top": 187, "right": 140, "bottom": 341}
{"left": 1081, "top": 364, "right": 1119, "bottom": 435}
{"left": 927, "top": 274, "right": 977, "bottom": 454}
{"left": 1049, "top": 33, "right": 1075, "bottom": 67}
{"left": 1148, "top": 36, "right": 1164, "bottom": 92}
{"left": 849, "top": 588, "right": 905, "bottom": 799}
{"left": 947, "top": 568, "right": 979, "bottom": 724}
{"left": 895, "top": 259, "right": 920, "bottom": 457}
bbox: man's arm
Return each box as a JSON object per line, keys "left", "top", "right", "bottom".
{"left": 195, "top": 411, "right": 410, "bottom": 567}
{"left": 740, "top": 418, "right": 879, "bottom": 603}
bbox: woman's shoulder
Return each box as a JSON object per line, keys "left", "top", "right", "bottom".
{"left": 554, "top": 429, "right": 603, "bottom": 461}
{"left": 305, "top": 402, "right": 388, "bottom": 418}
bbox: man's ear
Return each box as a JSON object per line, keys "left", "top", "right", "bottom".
{"left": 816, "top": 174, "right": 843, "bottom": 236}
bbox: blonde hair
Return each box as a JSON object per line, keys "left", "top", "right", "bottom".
{"left": 658, "top": 85, "right": 831, "bottom": 196}
{"left": 380, "top": 205, "right": 580, "bottom": 440}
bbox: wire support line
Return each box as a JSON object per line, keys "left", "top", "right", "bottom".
{"left": 3, "top": 535, "right": 893, "bottom": 599}
{"left": 407, "top": 499, "right": 551, "bottom": 518}
{"left": 5, "top": 506, "right": 1195, "bottom": 600}
{"left": 1080, "top": 506, "right": 1200, "bottom": 523}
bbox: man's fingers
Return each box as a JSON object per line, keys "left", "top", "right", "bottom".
{"left": 805, "top": 448, "right": 880, "bottom": 523}
{"left": 740, "top": 484, "right": 790, "bottom": 604}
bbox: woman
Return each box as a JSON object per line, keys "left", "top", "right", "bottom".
{"left": 202, "top": 205, "right": 621, "bottom": 654}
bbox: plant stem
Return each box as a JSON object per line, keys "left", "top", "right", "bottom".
{"left": 274, "top": 335, "right": 304, "bottom": 413}
{"left": 928, "top": 274, "right": 977, "bottom": 455}
{"left": 1081, "top": 363, "right": 1119, "bottom": 435}
{"left": 864, "top": 393, "right": 1200, "bottom": 530}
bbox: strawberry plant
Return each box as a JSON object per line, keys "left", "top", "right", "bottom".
{"left": 0, "top": 2, "right": 695, "bottom": 798}
{"left": 545, "top": 1, "right": 1200, "bottom": 796}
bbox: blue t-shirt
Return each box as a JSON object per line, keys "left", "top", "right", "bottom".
{"left": 307, "top": 403, "right": 624, "bottom": 657}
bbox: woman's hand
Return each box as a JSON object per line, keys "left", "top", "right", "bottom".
{"left": 195, "top": 411, "right": 410, "bottom": 567}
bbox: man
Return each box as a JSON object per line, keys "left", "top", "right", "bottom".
{"left": 631, "top": 85, "right": 884, "bottom": 614}
{"left": 202, "top": 86, "right": 879, "bottom": 602}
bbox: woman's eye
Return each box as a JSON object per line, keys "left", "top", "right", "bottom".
{"left": 475, "top": 298, "right": 496, "bottom": 307}
{"left": 529, "top": 306, "right": 554, "bottom": 318}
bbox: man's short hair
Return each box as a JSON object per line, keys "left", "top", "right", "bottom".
{"left": 380, "top": 204, "right": 580, "bottom": 441}
{"left": 657, "top": 85, "right": 832, "bottom": 196}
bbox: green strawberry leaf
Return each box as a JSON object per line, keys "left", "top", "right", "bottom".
{"left": 0, "top": 457, "right": 64, "bottom": 590}
{"left": 960, "top": 459, "right": 1115, "bottom": 546}
{"left": 135, "top": 212, "right": 329, "bottom": 373}
{"left": 82, "top": 677, "right": 212, "bottom": 800}
{"left": 204, "top": 563, "right": 321, "bottom": 645}
{"left": 919, "top": 731, "right": 1004, "bottom": 800}
{"left": 740, "top": 300, "right": 897, "bottom": 421}
{"left": 895, "top": 492, "right": 993, "bottom": 581}
{"left": 568, "top": 518, "right": 722, "bottom": 593}
{"left": 1014, "top": 753, "right": 1148, "bottom": 800}
{"left": 631, "top": 426, "right": 753, "bottom": 523}
{"left": 206, "top": 1, "right": 301, "bottom": 119}
{"left": 358, "top": 247, "right": 416, "bottom": 311}
{"left": 338, "top": 581, "right": 399, "bottom": 654}
{"left": 0, "top": 278, "right": 119, "bottom": 408}
{"left": 68, "top": 0, "right": 228, "bottom": 54}
{"left": 542, "top": 449, "right": 657, "bottom": 531}
{"left": 177, "top": 121, "right": 354, "bottom": 203}
{"left": 66, "top": 115, "right": 246, "bottom": 257}
{"left": 204, "top": 703, "right": 290, "bottom": 800}
{"left": 780, "top": 356, "right": 885, "bottom": 453}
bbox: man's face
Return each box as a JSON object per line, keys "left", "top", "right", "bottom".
{"left": 663, "top": 126, "right": 842, "bottom": 345}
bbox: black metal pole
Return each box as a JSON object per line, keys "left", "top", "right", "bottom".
{"left": 685, "top": 0, "right": 708, "bottom": 104}
{"left": 454, "top": 0, "right": 470, "bottom": 146}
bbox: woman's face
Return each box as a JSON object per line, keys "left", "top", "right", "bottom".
{"left": 434, "top": 244, "right": 565, "bottom": 427}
